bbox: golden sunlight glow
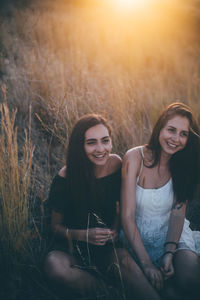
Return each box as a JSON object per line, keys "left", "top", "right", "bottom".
{"left": 100, "top": 0, "right": 180, "bottom": 25}
{"left": 116, "top": 0, "right": 152, "bottom": 9}
{"left": 106, "top": 0, "right": 165, "bottom": 19}
{"left": 108, "top": 0, "right": 160, "bottom": 13}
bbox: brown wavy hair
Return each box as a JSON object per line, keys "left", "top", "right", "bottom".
{"left": 147, "top": 102, "right": 200, "bottom": 203}
{"left": 65, "top": 114, "right": 112, "bottom": 209}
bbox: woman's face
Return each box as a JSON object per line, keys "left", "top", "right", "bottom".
{"left": 159, "top": 115, "right": 190, "bottom": 157}
{"left": 84, "top": 124, "right": 112, "bottom": 166}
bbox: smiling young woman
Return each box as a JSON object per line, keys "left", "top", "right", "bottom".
{"left": 158, "top": 115, "right": 189, "bottom": 157}
{"left": 84, "top": 123, "right": 112, "bottom": 169}
{"left": 44, "top": 114, "right": 123, "bottom": 298}
{"left": 121, "top": 102, "right": 200, "bottom": 300}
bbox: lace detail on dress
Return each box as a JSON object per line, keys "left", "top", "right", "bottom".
{"left": 135, "top": 214, "right": 169, "bottom": 262}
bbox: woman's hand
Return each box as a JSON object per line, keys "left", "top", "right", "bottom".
{"left": 86, "top": 227, "right": 116, "bottom": 246}
{"left": 143, "top": 262, "right": 164, "bottom": 291}
{"left": 160, "top": 252, "right": 174, "bottom": 280}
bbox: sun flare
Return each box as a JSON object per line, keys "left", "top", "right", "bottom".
{"left": 118, "top": 0, "right": 149, "bottom": 7}
{"left": 113, "top": 0, "right": 155, "bottom": 10}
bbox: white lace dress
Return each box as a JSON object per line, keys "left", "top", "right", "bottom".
{"left": 121, "top": 147, "right": 200, "bottom": 265}
{"left": 135, "top": 178, "right": 200, "bottom": 264}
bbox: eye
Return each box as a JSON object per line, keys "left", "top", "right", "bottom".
{"left": 168, "top": 127, "right": 175, "bottom": 132}
{"left": 181, "top": 131, "right": 189, "bottom": 138}
{"left": 86, "top": 141, "right": 96, "bottom": 145}
{"left": 102, "top": 138, "right": 110, "bottom": 144}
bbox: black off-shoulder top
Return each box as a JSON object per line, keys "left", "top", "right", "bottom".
{"left": 48, "top": 168, "right": 121, "bottom": 230}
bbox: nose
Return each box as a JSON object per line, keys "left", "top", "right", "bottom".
{"left": 96, "top": 142, "right": 104, "bottom": 152}
{"left": 172, "top": 133, "right": 180, "bottom": 143}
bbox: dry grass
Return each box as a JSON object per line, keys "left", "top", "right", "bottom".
{"left": 0, "top": 102, "right": 35, "bottom": 255}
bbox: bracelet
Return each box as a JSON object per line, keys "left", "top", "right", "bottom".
{"left": 162, "top": 251, "right": 175, "bottom": 258}
{"left": 164, "top": 241, "right": 178, "bottom": 248}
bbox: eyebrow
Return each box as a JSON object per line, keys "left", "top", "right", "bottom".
{"left": 85, "top": 135, "right": 110, "bottom": 142}
{"left": 167, "top": 125, "right": 189, "bottom": 133}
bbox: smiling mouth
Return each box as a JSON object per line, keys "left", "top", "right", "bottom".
{"left": 167, "top": 142, "right": 178, "bottom": 149}
{"left": 93, "top": 153, "right": 106, "bottom": 159}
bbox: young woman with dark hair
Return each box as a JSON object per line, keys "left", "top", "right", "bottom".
{"left": 121, "top": 102, "right": 200, "bottom": 300}
{"left": 44, "top": 114, "right": 123, "bottom": 298}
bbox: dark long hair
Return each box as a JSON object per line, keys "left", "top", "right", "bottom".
{"left": 147, "top": 102, "right": 200, "bottom": 203}
{"left": 65, "top": 114, "right": 111, "bottom": 208}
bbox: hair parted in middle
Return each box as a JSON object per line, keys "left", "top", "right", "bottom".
{"left": 147, "top": 102, "right": 200, "bottom": 203}
{"left": 65, "top": 114, "right": 112, "bottom": 205}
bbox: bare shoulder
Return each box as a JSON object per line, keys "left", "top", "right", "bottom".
{"left": 122, "top": 146, "right": 144, "bottom": 177}
{"left": 58, "top": 166, "right": 67, "bottom": 178}
{"left": 109, "top": 154, "right": 122, "bottom": 173}
{"left": 124, "top": 146, "right": 143, "bottom": 162}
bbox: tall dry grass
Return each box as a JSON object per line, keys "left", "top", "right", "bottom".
{"left": 0, "top": 102, "right": 35, "bottom": 256}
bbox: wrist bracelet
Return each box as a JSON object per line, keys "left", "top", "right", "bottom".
{"left": 164, "top": 241, "right": 178, "bottom": 248}
{"left": 162, "top": 250, "right": 175, "bottom": 258}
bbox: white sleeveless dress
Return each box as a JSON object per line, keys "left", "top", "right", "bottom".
{"left": 122, "top": 146, "right": 200, "bottom": 265}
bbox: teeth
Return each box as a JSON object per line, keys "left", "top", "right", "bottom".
{"left": 167, "top": 142, "right": 177, "bottom": 148}
{"left": 94, "top": 154, "right": 105, "bottom": 158}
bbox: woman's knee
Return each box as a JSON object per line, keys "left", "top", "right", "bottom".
{"left": 44, "top": 251, "right": 73, "bottom": 282}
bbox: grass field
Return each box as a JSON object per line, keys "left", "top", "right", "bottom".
{"left": 0, "top": 0, "right": 200, "bottom": 299}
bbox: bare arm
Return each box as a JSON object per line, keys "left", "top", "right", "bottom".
{"left": 160, "top": 201, "right": 186, "bottom": 279}
{"left": 51, "top": 210, "right": 114, "bottom": 246}
{"left": 51, "top": 210, "right": 88, "bottom": 241}
{"left": 121, "top": 149, "right": 163, "bottom": 290}
{"left": 121, "top": 150, "right": 152, "bottom": 266}
{"left": 165, "top": 201, "right": 186, "bottom": 248}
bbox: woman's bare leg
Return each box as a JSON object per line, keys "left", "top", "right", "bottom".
{"left": 44, "top": 250, "right": 108, "bottom": 298}
{"left": 115, "top": 248, "right": 162, "bottom": 300}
